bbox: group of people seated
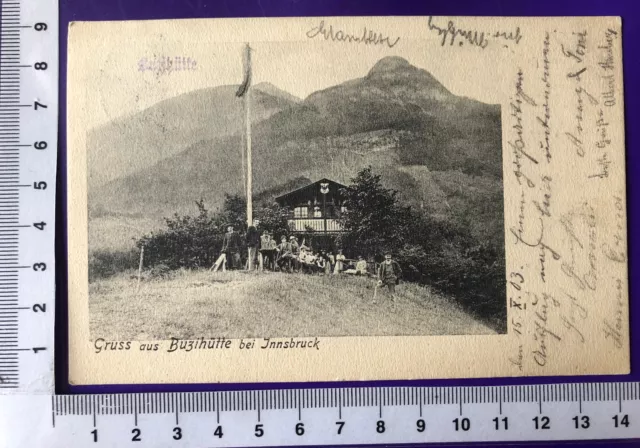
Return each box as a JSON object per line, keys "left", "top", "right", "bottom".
{"left": 266, "top": 233, "right": 370, "bottom": 275}
{"left": 220, "top": 221, "right": 374, "bottom": 276}
{"left": 219, "top": 221, "right": 402, "bottom": 296}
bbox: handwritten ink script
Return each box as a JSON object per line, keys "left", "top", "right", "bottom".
{"left": 507, "top": 23, "right": 626, "bottom": 373}
{"left": 603, "top": 277, "right": 624, "bottom": 348}
{"left": 427, "top": 16, "right": 522, "bottom": 49}
{"left": 306, "top": 20, "right": 400, "bottom": 48}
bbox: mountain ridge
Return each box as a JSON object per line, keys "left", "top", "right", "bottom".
{"left": 88, "top": 82, "right": 300, "bottom": 188}
{"left": 90, "top": 56, "right": 504, "bottom": 249}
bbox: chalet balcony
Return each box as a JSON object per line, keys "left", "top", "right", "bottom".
{"left": 288, "top": 218, "right": 343, "bottom": 233}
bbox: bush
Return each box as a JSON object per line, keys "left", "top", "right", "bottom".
{"left": 396, "top": 242, "right": 506, "bottom": 331}
{"left": 89, "top": 248, "right": 139, "bottom": 282}
{"left": 137, "top": 199, "right": 222, "bottom": 270}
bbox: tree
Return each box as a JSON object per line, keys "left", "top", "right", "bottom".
{"left": 221, "top": 194, "right": 247, "bottom": 232}
{"left": 254, "top": 202, "right": 292, "bottom": 241}
{"left": 338, "top": 167, "right": 413, "bottom": 257}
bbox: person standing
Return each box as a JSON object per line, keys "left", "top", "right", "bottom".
{"left": 277, "top": 235, "right": 292, "bottom": 272}
{"left": 221, "top": 225, "right": 242, "bottom": 270}
{"left": 315, "top": 252, "right": 326, "bottom": 275}
{"left": 259, "top": 231, "right": 276, "bottom": 271}
{"left": 246, "top": 219, "right": 261, "bottom": 271}
{"left": 334, "top": 249, "right": 345, "bottom": 274}
{"left": 289, "top": 236, "right": 300, "bottom": 272}
{"left": 328, "top": 251, "right": 335, "bottom": 274}
{"left": 377, "top": 252, "right": 402, "bottom": 298}
{"left": 259, "top": 230, "right": 269, "bottom": 271}
{"left": 321, "top": 250, "right": 332, "bottom": 275}
{"left": 267, "top": 232, "right": 278, "bottom": 270}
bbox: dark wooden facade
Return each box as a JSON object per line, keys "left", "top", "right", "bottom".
{"left": 275, "top": 178, "right": 347, "bottom": 234}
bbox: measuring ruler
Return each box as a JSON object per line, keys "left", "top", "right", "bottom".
{"left": 0, "top": 0, "right": 58, "bottom": 393}
{"left": 1, "top": 382, "right": 640, "bottom": 446}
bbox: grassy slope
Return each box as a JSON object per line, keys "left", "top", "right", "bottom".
{"left": 89, "top": 270, "right": 495, "bottom": 340}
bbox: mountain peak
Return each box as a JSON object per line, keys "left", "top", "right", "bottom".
{"left": 254, "top": 81, "right": 279, "bottom": 90}
{"left": 254, "top": 82, "right": 301, "bottom": 103}
{"left": 368, "top": 56, "right": 414, "bottom": 75}
{"left": 365, "top": 56, "right": 452, "bottom": 98}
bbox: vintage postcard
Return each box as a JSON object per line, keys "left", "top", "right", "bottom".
{"left": 67, "top": 16, "right": 628, "bottom": 384}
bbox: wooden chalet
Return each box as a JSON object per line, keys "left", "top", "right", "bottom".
{"left": 275, "top": 178, "right": 347, "bottom": 235}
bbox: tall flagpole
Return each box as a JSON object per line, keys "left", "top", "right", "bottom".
{"left": 236, "top": 43, "right": 253, "bottom": 227}
{"left": 240, "top": 108, "right": 246, "bottom": 196}
{"left": 245, "top": 52, "right": 252, "bottom": 226}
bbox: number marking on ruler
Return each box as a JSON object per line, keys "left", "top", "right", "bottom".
{"left": 0, "top": 0, "right": 58, "bottom": 393}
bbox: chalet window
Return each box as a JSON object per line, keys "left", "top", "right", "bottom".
{"left": 293, "top": 206, "right": 308, "bottom": 218}
{"left": 313, "top": 206, "right": 321, "bottom": 218}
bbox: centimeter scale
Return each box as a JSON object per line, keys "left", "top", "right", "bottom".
{"left": 0, "top": 0, "right": 57, "bottom": 393}
{"left": 1, "top": 383, "right": 640, "bottom": 446}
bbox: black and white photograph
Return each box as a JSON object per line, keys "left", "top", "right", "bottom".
{"left": 86, "top": 41, "right": 506, "bottom": 341}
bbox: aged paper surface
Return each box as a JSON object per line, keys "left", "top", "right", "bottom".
{"left": 67, "top": 16, "right": 628, "bottom": 384}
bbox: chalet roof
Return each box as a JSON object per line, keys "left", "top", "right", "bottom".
{"left": 275, "top": 178, "right": 347, "bottom": 205}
